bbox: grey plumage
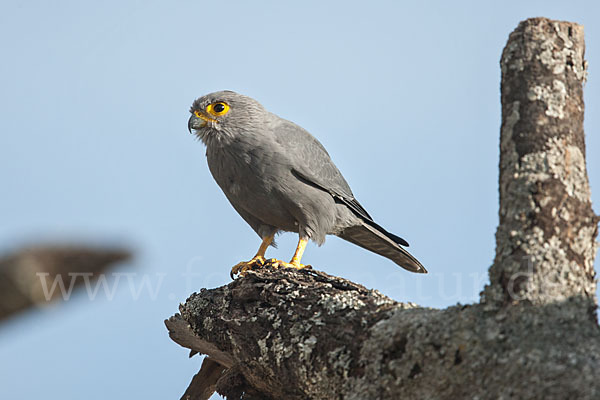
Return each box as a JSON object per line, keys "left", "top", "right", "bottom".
{"left": 188, "top": 90, "right": 426, "bottom": 273}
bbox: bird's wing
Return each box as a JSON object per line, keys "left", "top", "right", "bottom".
{"left": 290, "top": 168, "right": 372, "bottom": 220}
{"left": 273, "top": 118, "right": 372, "bottom": 216}
{"left": 274, "top": 118, "right": 411, "bottom": 248}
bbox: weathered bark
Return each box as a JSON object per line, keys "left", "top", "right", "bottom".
{"left": 166, "top": 18, "right": 599, "bottom": 399}
{"left": 482, "top": 17, "right": 598, "bottom": 307}
{"left": 181, "top": 358, "right": 227, "bottom": 400}
{"left": 167, "top": 268, "right": 600, "bottom": 399}
{"left": 0, "top": 245, "right": 130, "bottom": 322}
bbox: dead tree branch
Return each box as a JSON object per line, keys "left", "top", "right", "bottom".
{"left": 166, "top": 18, "right": 599, "bottom": 400}
{"left": 482, "top": 17, "right": 597, "bottom": 307}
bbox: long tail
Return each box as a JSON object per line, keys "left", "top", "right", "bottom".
{"left": 338, "top": 221, "right": 427, "bottom": 273}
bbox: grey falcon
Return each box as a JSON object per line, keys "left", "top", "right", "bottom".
{"left": 187, "top": 90, "right": 426, "bottom": 277}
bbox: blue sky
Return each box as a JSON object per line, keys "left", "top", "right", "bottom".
{"left": 0, "top": 1, "right": 598, "bottom": 399}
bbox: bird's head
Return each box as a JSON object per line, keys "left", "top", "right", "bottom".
{"left": 188, "top": 90, "right": 266, "bottom": 145}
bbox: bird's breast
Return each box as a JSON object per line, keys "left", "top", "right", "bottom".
{"left": 206, "top": 143, "right": 274, "bottom": 197}
{"left": 204, "top": 139, "right": 308, "bottom": 233}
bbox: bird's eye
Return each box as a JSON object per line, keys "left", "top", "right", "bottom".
{"left": 206, "top": 102, "right": 230, "bottom": 117}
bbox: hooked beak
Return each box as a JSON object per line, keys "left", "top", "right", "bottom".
{"left": 188, "top": 111, "right": 214, "bottom": 133}
{"left": 188, "top": 114, "right": 201, "bottom": 134}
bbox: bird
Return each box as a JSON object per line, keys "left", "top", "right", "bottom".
{"left": 187, "top": 90, "right": 426, "bottom": 277}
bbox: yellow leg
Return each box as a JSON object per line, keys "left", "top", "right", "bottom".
{"left": 230, "top": 234, "right": 274, "bottom": 278}
{"left": 255, "top": 234, "right": 273, "bottom": 259}
{"left": 269, "top": 237, "right": 311, "bottom": 270}
{"left": 290, "top": 238, "right": 308, "bottom": 267}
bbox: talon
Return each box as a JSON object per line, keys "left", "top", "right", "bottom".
{"left": 289, "top": 261, "right": 310, "bottom": 270}
{"left": 268, "top": 259, "right": 309, "bottom": 270}
{"left": 230, "top": 235, "right": 310, "bottom": 278}
{"left": 230, "top": 255, "right": 266, "bottom": 279}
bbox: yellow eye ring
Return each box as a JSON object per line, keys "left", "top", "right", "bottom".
{"left": 206, "top": 102, "right": 230, "bottom": 117}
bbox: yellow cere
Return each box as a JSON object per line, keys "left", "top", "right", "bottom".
{"left": 194, "top": 110, "right": 216, "bottom": 124}
{"left": 206, "top": 102, "right": 230, "bottom": 117}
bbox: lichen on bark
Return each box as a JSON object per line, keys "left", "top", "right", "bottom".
{"left": 482, "top": 18, "right": 598, "bottom": 307}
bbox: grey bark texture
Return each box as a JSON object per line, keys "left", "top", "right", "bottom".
{"left": 0, "top": 245, "right": 130, "bottom": 322}
{"left": 481, "top": 17, "right": 597, "bottom": 308}
{"left": 166, "top": 18, "right": 600, "bottom": 400}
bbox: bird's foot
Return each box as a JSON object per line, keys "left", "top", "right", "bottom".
{"left": 230, "top": 255, "right": 267, "bottom": 279}
{"left": 265, "top": 259, "right": 312, "bottom": 271}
